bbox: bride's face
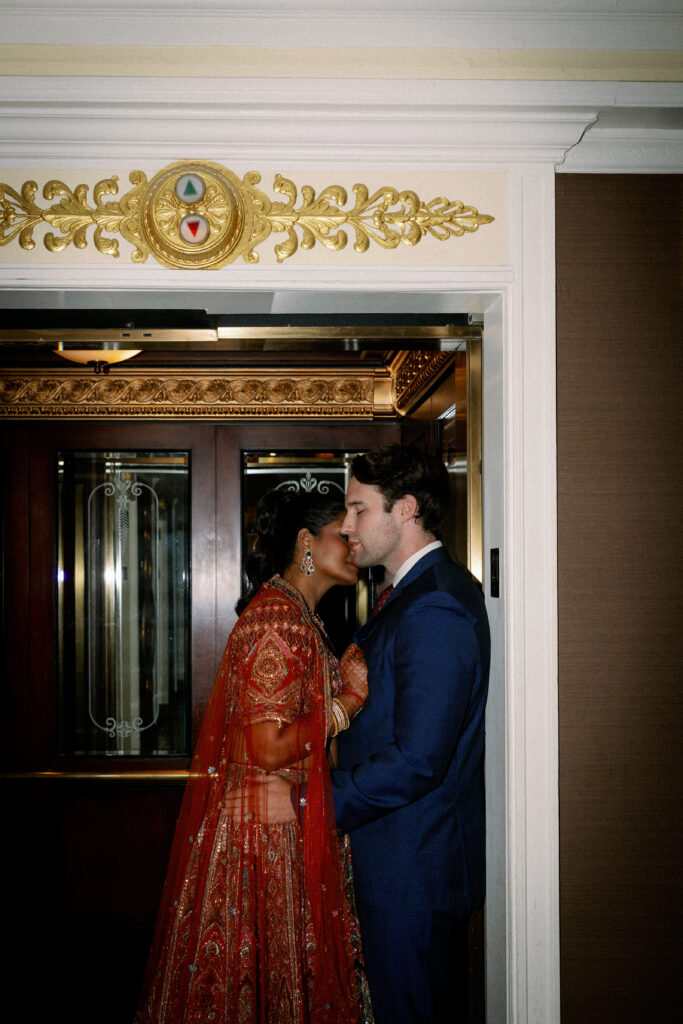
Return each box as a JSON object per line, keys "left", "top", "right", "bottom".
{"left": 308, "top": 515, "right": 359, "bottom": 587}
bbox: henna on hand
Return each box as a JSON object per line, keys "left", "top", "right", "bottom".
{"left": 340, "top": 643, "right": 368, "bottom": 704}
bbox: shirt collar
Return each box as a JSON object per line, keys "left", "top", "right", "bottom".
{"left": 392, "top": 540, "right": 443, "bottom": 588}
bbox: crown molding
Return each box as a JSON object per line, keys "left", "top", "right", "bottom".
{"left": 0, "top": 79, "right": 600, "bottom": 167}
{"left": 558, "top": 127, "right": 683, "bottom": 172}
{"left": 5, "top": 76, "right": 681, "bottom": 107}
{"left": 1, "top": 77, "right": 679, "bottom": 171}
{"left": 1, "top": 2, "right": 681, "bottom": 51}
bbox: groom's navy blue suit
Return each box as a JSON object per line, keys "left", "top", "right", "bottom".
{"left": 333, "top": 547, "right": 490, "bottom": 1023}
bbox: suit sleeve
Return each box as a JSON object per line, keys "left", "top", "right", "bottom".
{"left": 332, "top": 591, "right": 481, "bottom": 833}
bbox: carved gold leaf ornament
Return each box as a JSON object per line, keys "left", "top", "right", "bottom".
{"left": 0, "top": 368, "right": 384, "bottom": 420}
{"left": 0, "top": 162, "right": 494, "bottom": 269}
{"left": 0, "top": 174, "right": 147, "bottom": 259}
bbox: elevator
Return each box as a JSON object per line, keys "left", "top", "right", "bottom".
{"left": 1, "top": 310, "right": 486, "bottom": 1022}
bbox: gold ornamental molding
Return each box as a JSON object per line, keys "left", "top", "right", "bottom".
{"left": 0, "top": 161, "right": 494, "bottom": 269}
{"left": 392, "top": 350, "right": 456, "bottom": 415}
{"left": 0, "top": 367, "right": 395, "bottom": 420}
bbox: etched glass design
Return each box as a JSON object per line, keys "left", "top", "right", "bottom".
{"left": 57, "top": 451, "right": 190, "bottom": 756}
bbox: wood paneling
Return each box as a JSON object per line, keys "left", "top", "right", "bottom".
{"left": 556, "top": 174, "right": 682, "bottom": 1023}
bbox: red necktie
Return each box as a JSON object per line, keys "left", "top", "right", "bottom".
{"left": 370, "top": 583, "right": 394, "bottom": 616}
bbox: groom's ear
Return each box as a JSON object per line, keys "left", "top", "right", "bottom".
{"left": 396, "top": 493, "right": 419, "bottom": 524}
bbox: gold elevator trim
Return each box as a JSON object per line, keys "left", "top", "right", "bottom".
{"left": 0, "top": 367, "right": 396, "bottom": 420}
{"left": 391, "top": 350, "right": 456, "bottom": 416}
{"left": 0, "top": 161, "right": 494, "bottom": 269}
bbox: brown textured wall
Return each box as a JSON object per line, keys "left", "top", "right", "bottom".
{"left": 556, "top": 174, "right": 683, "bottom": 1023}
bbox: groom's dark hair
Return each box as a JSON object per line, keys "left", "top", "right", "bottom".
{"left": 351, "top": 444, "right": 450, "bottom": 536}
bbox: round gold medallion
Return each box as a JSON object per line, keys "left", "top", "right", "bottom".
{"left": 138, "top": 162, "right": 252, "bottom": 269}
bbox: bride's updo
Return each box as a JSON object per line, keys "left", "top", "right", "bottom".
{"left": 235, "top": 488, "right": 345, "bottom": 614}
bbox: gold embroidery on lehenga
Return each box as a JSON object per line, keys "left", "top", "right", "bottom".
{"left": 251, "top": 633, "right": 288, "bottom": 692}
{"left": 245, "top": 622, "right": 305, "bottom": 723}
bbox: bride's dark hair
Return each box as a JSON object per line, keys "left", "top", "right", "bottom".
{"left": 235, "top": 488, "right": 345, "bottom": 614}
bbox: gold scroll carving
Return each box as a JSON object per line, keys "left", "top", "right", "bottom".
{"left": 0, "top": 161, "right": 495, "bottom": 269}
{"left": 0, "top": 368, "right": 395, "bottom": 420}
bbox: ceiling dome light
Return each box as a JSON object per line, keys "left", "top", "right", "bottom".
{"left": 53, "top": 342, "right": 142, "bottom": 374}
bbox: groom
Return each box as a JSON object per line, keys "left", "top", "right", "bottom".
{"left": 333, "top": 444, "right": 490, "bottom": 1024}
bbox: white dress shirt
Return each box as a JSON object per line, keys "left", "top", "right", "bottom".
{"left": 391, "top": 540, "right": 443, "bottom": 588}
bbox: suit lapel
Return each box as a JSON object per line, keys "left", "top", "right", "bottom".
{"left": 392, "top": 546, "right": 449, "bottom": 596}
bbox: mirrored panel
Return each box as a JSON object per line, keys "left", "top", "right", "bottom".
{"left": 440, "top": 342, "right": 483, "bottom": 581}
{"left": 57, "top": 451, "right": 190, "bottom": 757}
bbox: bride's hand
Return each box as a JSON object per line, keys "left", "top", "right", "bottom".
{"left": 340, "top": 643, "right": 368, "bottom": 705}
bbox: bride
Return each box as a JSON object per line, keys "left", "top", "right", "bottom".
{"left": 136, "top": 488, "right": 372, "bottom": 1024}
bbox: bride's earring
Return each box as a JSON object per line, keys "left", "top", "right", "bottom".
{"left": 300, "top": 547, "right": 315, "bottom": 576}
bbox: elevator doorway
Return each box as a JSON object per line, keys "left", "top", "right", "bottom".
{"left": 1, "top": 331, "right": 486, "bottom": 1022}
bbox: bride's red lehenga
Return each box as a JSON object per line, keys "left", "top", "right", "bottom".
{"left": 136, "top": 575, "right": 371, "bottom": 1024}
